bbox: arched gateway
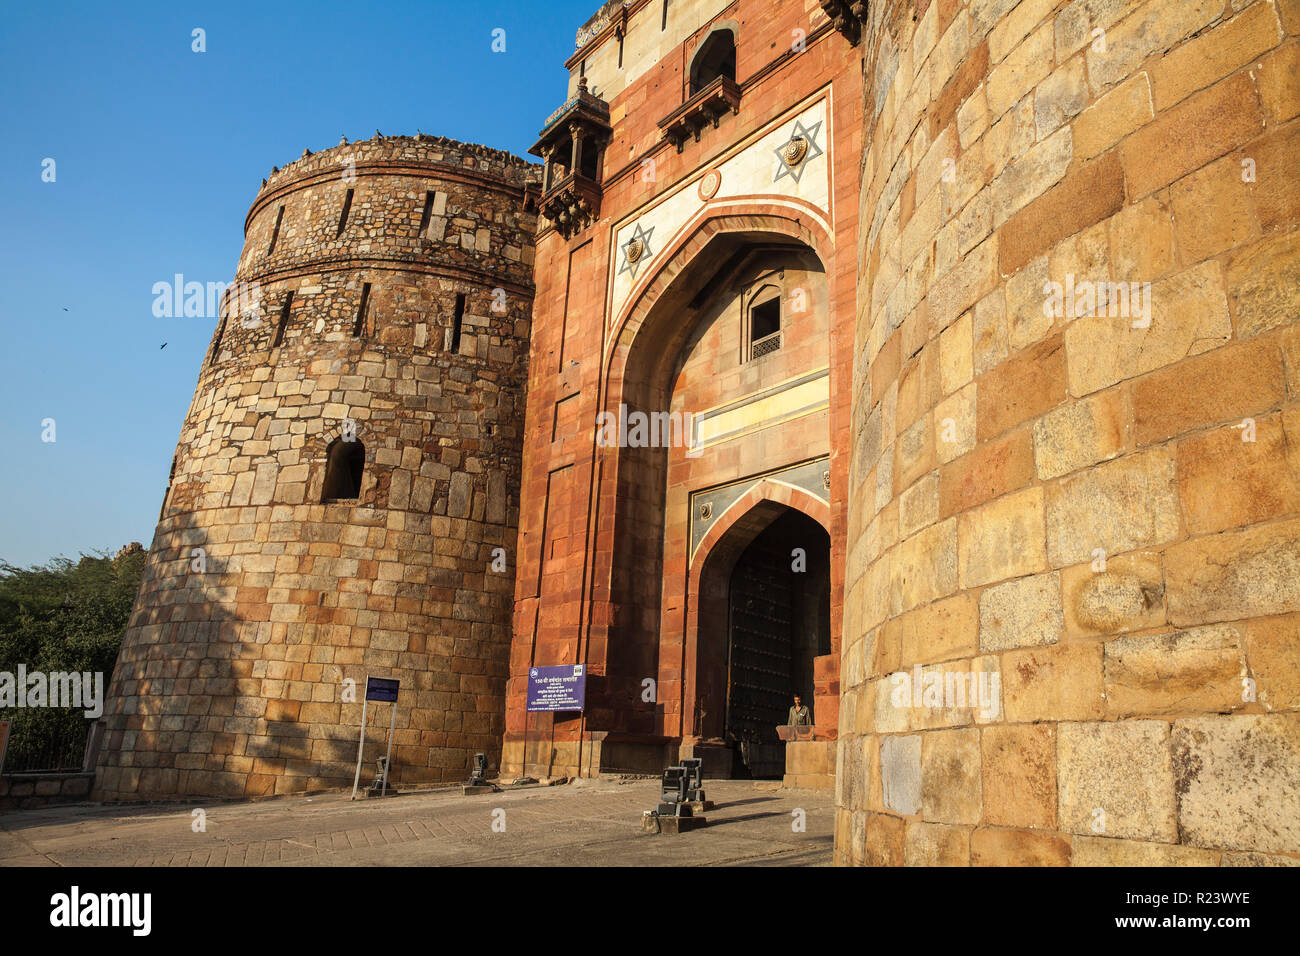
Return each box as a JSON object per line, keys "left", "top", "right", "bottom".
{"left": 502, "top": 3, "right": 861, "bottom": 785}
{"left": 505, "top": 201, "right": 851, "bottom": 787}
{"left": 688, "top": 487, "right": 833, "bottom": 779}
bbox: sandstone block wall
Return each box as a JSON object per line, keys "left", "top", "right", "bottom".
{"left": 95, "top": 136, "right": 540, "bottom": 800}
{"left": 839, "top": 0, "right": 1299, "bottom": 864}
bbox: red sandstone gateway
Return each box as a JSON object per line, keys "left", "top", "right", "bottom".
{"left": 505, "top": 0, "right": 863, "bottom": 787}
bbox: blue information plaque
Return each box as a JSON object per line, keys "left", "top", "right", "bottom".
{"left": 526, "top": 664, "right": 585, "bottom": 712}
{"left": 365, "top": 676, "right": 400, "bottom": 702}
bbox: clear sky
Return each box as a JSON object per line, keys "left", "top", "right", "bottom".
{"left": 0, "top": 0, "right": 597, "bottom": 568}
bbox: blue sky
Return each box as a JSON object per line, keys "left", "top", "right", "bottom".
{"left": 0, "top": 0, "right": 595, "bottom": 567}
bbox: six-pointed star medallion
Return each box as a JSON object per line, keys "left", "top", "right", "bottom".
{"left": 773, "top": 119, "right": 824, "bottom": 184}
{"left": 618, "top": 222, "right": 655, "bottom": 278}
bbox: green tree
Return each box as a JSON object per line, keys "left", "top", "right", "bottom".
{"left": 0, "top": 544, "right": 146, "bottom": 771}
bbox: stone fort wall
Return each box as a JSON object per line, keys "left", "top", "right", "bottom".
{"left": 94, "top": 136, "right": 541, "bottom": 800}
{"left": 839, "top": 0, "right": 1300, "bottom": 864}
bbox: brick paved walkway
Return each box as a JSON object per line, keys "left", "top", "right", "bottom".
{"left": 0, "top": 779, "right": 833, "bottom": 867}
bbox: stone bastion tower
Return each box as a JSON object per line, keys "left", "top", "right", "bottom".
{"left": 94, "top": 135, "right": 540, "bottom": 800}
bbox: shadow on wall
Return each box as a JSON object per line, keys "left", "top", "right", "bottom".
{"left": 92, "top": 508, "right": 366, "bottom": 802}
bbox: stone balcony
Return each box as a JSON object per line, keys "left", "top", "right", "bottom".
{"left": 658, "top": 75, "right": 742, "bottom": 153}
{"left": 531, "top": 78, "right": 612, "bottom": 239}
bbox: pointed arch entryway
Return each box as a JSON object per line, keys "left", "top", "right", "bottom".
{"left": 681, "top": 479, "right": 832, "bottom": 777}
{"left": 562, "top": 202, "right": 843, "bottom": 782}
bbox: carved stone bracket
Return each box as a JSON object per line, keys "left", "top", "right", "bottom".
{"left": 539, "top": 172, "right": 602, "bottom": 239}
{"left": 820, "top": 0, "right": 869, "bottom": 46}
{"left": 658, "top": 76, "right": 742, "bottom": 153}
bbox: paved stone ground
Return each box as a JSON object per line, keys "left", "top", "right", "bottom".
{"left": 0, "top": 779, "right": 833, "bottom": 867}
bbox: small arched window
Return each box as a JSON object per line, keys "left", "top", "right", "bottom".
{"left": 748, "top": 283, "right": 782, "bottom": 360}
{"left": 322, "top": 436, "right": 365, "bottom": 501}
{"left": 689, "top": 29, "right": 736, "bottom": 95}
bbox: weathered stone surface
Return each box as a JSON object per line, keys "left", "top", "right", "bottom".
{"left": 1004, "top": 642, "right": 1104, "bottom": 721}
{"left": 1177, "top": 415, "right": 1300, "bottom": 535}
{"left": 958, "top": 485, "right": 1047, "bottom": 587}
{"left": 1033, "top": 387, "right": 1128, "bottom": 480}
{"left": 1221, "top": 851, "right": 1300, "bottom": 867}
{"left": 1165, "top": 518, "right": 1300, "bottom": 626}
{"left": 1058, "top": 720, "right": 1177, "bottom": 842}
{"left": 873, "top": 675, "right": 909, "bottom": 735}
{"left": 991, "top": 126, "right": 1072, "bottom": 228}
{"left": 977, "top": 334, "right": 1067, "bottom": 442}
{"left": 1104, "top": 625, "right": 1246, "bottom": 718}
{"left": 979, "top": 571, "right": 1063, "bottom": 651}
{"left": 1248, "top": 614, "right": 1300, "bottom": 711}
{"left": 921, "top": 728, "right": 982, "bottom": 825}
{"left": 1149, "top": 0, "right": 1283, "bottom": 111}
{"left": 1173, "top": 715, "right": 1300, "bottom": 853}
{"left": 896, "top": 591, "right": 980, "bottom": 667}
{"left": 1053, "top": 0, "right": 1134, "bottom": 60}
{"left": 1044, "top": 449, "right": 1179, "bottom": 568}
{"left": 843, "top": 0, "right": 1298, "bottom": 871}
{"left": 987, "top": 21, "right": 1054, "bottom": 117}
{"left": 1071, "top": 836, "right": 1220, "bottom": 866}
{"left": 940, "top": 428, "right": 1034, "bottom": 517}
{"left": 859, "top": 551, "right": 894, "bottom": 635}
{"left": 970, "top": 826, "right": 1071, "bottom": 865}
{"left": 929, "top": 235, "right": 999, "bottom": 334}
{"left": 1250, "top": 122, "right": 1300, "bottom": 234}
{"left": 837, "top": 735, "right": 871, "bottom": 811}
{"left": 1118, "top": 63, "right": 1264, "bottom": 198}
{"left": 972, "top": 287, "right": 1006, "bottom": 375}
{"left": 448, "top": 472, "right": 473, "bottom": 518}
{"left": 899, "top": 471, "right": 940, "bottom": 537}
{"left": 1132, "top": 337, "right": 1286, "bottom": 446}
{"left": 894, "top": 517, "right": 959, "bottom": 613}
{"left": 855, "top": 394, "right": 887, "bottom": 483}
{"left": 1034, "top": 56, "right": 1089, "bottom": 138}
{"left": 895, "top": 414, "right": 936, "bottom": 491}
{"left": 969, "top": 655, "right": 1003, "bottom": 726}
{"left": 841, "top": 810, "right": 864, "bottom": 866}
{"left": 1171, "top": 153, "right": 1260, "bottom": 264}
{"left": 988, "top": 0, "right": 1057, "bottom": 62}
{"left": 1061, "top": 551, "right": 1165, "bottom": 637}
{"left": 1227, "top": 232, "right": 1300, "bottom": 339}
{"left": 935, "top": 381, "right": 977, "bottom": 464}
{"left": 1072, "top": 71, "right": 1154, "bottom": 162}
{"left": 1004, "top": 255, "right": 1052, "bottom": 351}
{"left": 863, "top": 811, "right": 907, "bottom": 866}
{"left": 1284, "top": 324, "right": 1300, "bottom": 399}
{"left": 999, "top": 152, "right": 1125, "bottom": 276}
{"left": 1257, "top": 39, "right": 1300, "bottom": 123}
{"left": 898, "top": 346, "right": 940, "bottom": 431}
{"left": 939, "top": 311, "right": 973, "bottom": 395}
{"left": 881, "top": 734, "right": 921, "bottom": 815}
{"left": 982, "top": 723, "right": 1056, "bottom": 829}
{"left": 903, "top": 821, "right": 971, "bottom": 866}
{"left": 887, "top": 659, "right": 993, "bottom": 730}
{"left": 1108, "top": 195, "right": 1175, "bottom": 282}
{"left": 1064, "top": 260, "right": 1232, "bottom": 398}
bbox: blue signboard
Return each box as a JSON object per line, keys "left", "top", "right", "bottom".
{"left": 526, "top": 664, "right": 585, "bottom": 712}
{"left": 366, "top": 676, "right": 400, "bottom": 702}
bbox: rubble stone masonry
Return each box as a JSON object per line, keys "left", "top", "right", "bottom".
{"left": 839, "top": 0, "right": 1300, "bottom": 864}
{"left": 94, "top": 136, "right": 540, "bottom": 800}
